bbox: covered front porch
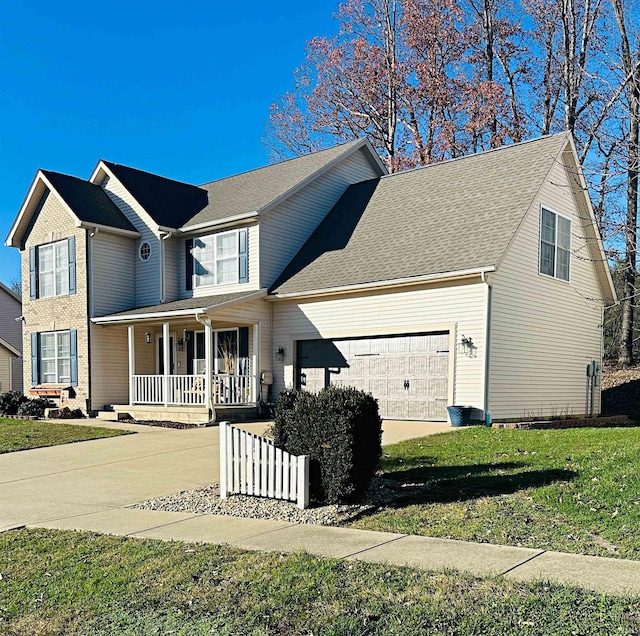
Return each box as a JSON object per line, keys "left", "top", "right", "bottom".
{"left": 127, "top": 320, "right": 259, "bottom": 410}
{"left": 92, "top": 291, "right": 270, "bottom": 421}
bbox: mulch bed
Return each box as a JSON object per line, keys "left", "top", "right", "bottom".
{"left": 493, "top": 414, "right": 631, "bottom": 430}
{"left": 119, "top": 418, "right": 199, "bottom": 430}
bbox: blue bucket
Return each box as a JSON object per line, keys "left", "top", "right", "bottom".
{"left": 447, "top": 405, "right": 474, "bottom": 427}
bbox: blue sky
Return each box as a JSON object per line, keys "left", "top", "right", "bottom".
{"left": 0, "top": 0, "right": 339, "bottom": 285}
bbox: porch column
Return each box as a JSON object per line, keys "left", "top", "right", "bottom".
{"left": 128, "top": 325, "right": 135, "bottom": 405}
{"left": 163, "top": 322, "right": 170, "bottom": 407}
{"left": 252, "top": 322, "right": 259, "bottom": 404}
{"left": 205, "top": 320, "right": 213, "bottom": 411}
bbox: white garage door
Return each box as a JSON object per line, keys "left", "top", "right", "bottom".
{"left": 296, "top": 332, "right": 450, "bottom": 421}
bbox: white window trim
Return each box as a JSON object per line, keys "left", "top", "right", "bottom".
{"left": 192, "top": 328, "right": 243, "bottom": 375}
{"left": 40, "top": 330, "right": 71, "bottom": 385}
{"left": 539, "top": 205, "right": 572, "bottom": 283}
{"left": 193, "top": 229, "right": 240, "bottom": 289}
{"left": 139, "top": 241, "right": 152, "bottom": 262}
{"left": 38, "top": 240, "right": 70, "bottom": 298}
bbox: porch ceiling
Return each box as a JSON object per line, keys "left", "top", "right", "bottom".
{"left": 91, "top": 289, "right": 267, "bottom": 324}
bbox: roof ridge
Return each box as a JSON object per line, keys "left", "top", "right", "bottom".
{"left": 198, "top": 138, "right": 364, "bottom": 187}
{"left": 379, "top": 131, "right": 570, "bottom": 180}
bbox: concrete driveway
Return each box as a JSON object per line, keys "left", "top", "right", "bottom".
{"left": 0, "top": 419, "right": 452, "bottom": 532}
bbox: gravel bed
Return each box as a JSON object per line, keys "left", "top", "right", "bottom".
{"left": 119, "top": 419, "right": 199, "bottom": 429}
{"left": 130, "top": 478, "right": 398, "bottom": 525}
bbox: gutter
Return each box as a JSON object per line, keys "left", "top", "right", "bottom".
{"left": 269, "top": 266, "right": 497, "bottom": 300}
{"left": 180, "top": 211, "right": 259, "bottom": 234}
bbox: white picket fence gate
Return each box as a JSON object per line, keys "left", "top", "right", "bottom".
{"left": 219, "top": 421, "right": 310, "bottom": 509}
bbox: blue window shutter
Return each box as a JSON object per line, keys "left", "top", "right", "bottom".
{"left": 31, "top": 332, "right": 39, "bottom": 385}
{"left": 186, "top": 331, "right": 194, "bottom": 374}
{"left": 185, "top": 239, "right": 193, "bottom": 291}
{"left": 29, "top": 247, "right": 37, "bottom": 300}
{"left": 68, "top": 236, "right": 76, "bottom": 294}
{"left": 239, "top": 326, "right": 249, "bottom": 358}
{"left": 70, "top": 329, "right": 78, "bottom": 386}
{"left": 238, "top": 229, "right": 248, "bottom": 283}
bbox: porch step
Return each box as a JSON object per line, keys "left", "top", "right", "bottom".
{"left": 96, "top": 410, "right": 119, "bottom": 422}
{"left": 109, "top": 404, "right": 211, "bottom": 425}
{"left": 214, "top": 405, "right": 260, "bottom": 423}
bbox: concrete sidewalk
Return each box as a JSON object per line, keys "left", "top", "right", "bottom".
{"left": 28, "top": 507, "right": 640, "bottom": 597}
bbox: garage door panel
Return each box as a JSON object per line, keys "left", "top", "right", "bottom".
{"left": 297, "top": 332, "right": 450, "bottom": 421}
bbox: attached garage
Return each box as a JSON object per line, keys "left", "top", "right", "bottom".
{"left": 296, "top": 332, "right": 451, "bottom": 421}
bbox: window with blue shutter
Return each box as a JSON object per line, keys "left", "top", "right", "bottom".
{"left": 31, "top": 332, "right": 39, "bottom": 385}
{"left": 34, "top": 330, "right": 77, "bottom": 386}
{"left": 29, "top": 247, "right": 38, "bottom": 300}
{"left": 32, "top": 238, "right": 76, "bottom": 299}
{"left": 238, "top": 228, "right": 248, "bottom": 283}
{"left": 190, "top": 228, "right": 249, "bottom": 288}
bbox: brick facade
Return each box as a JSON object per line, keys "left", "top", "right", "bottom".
{"left": 21, "top": 192, "right": 90, "bottom": 412}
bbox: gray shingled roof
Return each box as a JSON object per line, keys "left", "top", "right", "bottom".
{"left": 184, "top": 140, "right": 367, "bottom": 228}
{"left": 271, "top": 133, "right": 569, "bottom": 295}
{"left": 42, "top": 171, "right": 137, "bottom": 233}
{"left": 102, "top": 162, "right": 208, "bottom": 228}
{"left": 101, "top": 140, "right": 369, "bottom": 230}
{"left": 96, "top": 290, "right": 265, "bottom": 320}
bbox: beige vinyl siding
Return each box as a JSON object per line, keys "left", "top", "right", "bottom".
{"left": 0, "top": 349, "right": 12, "bottom": 393}
{"left": 164, "top": 236, "right": 179, "bottom": 302}
{"left": 0, "top": 288, "right": 22, "bottom": 392}
{"left": 91, "top": 232, "right": 135, "bottom": 316}
{"left": 179, "top": 223, "right": 260, "bottom": 299}
{"left": 271, "top": 280, "right": 488, "bottom": 411}
{"left": 90, "top": 324, "right": 129, "bottom": 409}
{"left": 488, "top": 154, "right": 604, "bottom": 420}
{"left": 260, "top": 148, "right": 381, "bottom": 289}
{"left": 102, "top": 173, "right": 161, "bottom": 307}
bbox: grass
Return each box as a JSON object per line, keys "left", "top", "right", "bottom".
{"left": 1, "top": 528, "right": 639, "bottom": 635}
{"left": 349, "top": 426, "right": 640, "bottom": 560}
{"left": 0, "top": 418, "right": 130, "bottom": 453}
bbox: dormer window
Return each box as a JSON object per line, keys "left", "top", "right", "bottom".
{"left": 189, "top": 228, "right": 248, "bottom": 289}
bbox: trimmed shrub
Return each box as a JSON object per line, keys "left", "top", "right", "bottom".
{"left": 17, "top": 397, "right": 55, "bottom": 418}
{"left": 273, "top": 385, "right": 382, "bottom": 504}
{"left": 0, "top": 391, "right": 28, "bottom": 416}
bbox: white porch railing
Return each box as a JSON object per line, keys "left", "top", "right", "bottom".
{"left": 131, "top": 374, "right": 255, "bottom": 406}
{"left": 219, "top": 421, "right": 310, "bottom": 509}
{"left": 213, "top": 374, "right": 252, "bottom": 405}
{"left": 132, "top": 375, "right": 164, "bottom": 404}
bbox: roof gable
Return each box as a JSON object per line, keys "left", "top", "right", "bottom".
{"left": 100, "top": 161, "right": 209, "bottom": 229}
{"left": 5, "top": 170, "right": 138, "bottom": 248}
{"left": 0, "top": 281, "right": 21, "bottom": 304}
{"left": 183, "top": 139, "right": 385, "bottom": 229}
{"left": 271, "top": 133, "right": 573, "bottom": 295}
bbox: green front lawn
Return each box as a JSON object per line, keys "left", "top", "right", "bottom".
{"left": 0, "top": 418, "right": 130, "bottom": 453}
{"left": 0, "top": 528, "right": 638, "bottom": 635}
{"left": 349, "top": 426, "right": 640, "bottom": 559}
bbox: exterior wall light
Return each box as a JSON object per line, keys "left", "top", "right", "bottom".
{"left": 275, "top": 346, "right": 286, "bottom": 362}
{"left": 176, "top": 339, "right": 184, "bottom": 352}
{"left": 183, "top": 329, "right": 190, "bottom": 341}
{"left": 459, "top": 335, "right": 475, "bottom": 356}
{"left": 145, "top": 332, "right": 152, "bottom": 344}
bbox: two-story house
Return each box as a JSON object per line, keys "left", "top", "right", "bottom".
{"left": 5, "top": 133, "right": 615, "bottom": 424}
{"left": 0, "top": 281, "right": 22, "bottom": 394}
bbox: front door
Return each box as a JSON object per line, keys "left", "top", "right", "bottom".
{"left": 157, "top": 336, "right": 175, "bottom": 374}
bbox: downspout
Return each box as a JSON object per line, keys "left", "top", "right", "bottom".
{"left": 481, "top": 271, "right": 492, "bottom": 426}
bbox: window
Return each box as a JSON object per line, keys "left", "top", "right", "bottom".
{"left": 190, "top": 228, "right": 248, "bottom": 289}
{"left": 539, "top": 208, "right": 571, "bottom": 281}
{"left": 30, "top": 237, "right": 76, "bottom": 300}
{"left": 139, "top": 241, "right": 152, "bottom": 261}
{"left": 32, "top": 330, "right": 77, "bottom": 386}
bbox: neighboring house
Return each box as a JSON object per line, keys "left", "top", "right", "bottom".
{"left": 4, "top": 133, "right": 615, "bottom": 424}
{"left": 0, "top": 281, "right": 22, "bottom": 394}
